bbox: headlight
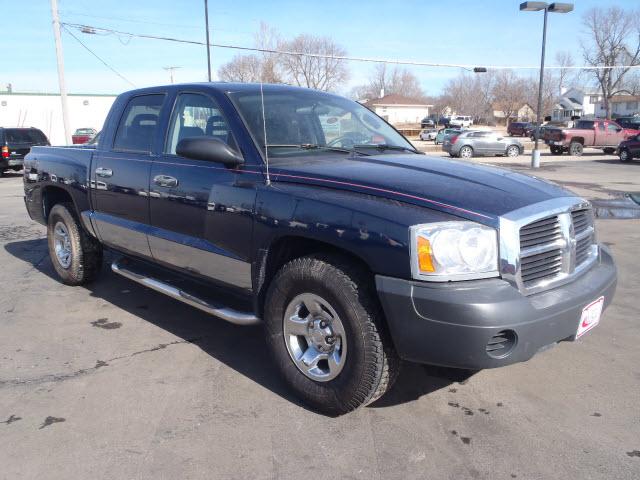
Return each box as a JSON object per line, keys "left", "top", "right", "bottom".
{"left": 410, "top": 222, "right": 499, "bottom": 281}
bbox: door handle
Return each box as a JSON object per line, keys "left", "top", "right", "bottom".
{"left": 153, "top": 174, "right": 178, "bottom": 188}
{"left": 95, "top": 167, "right": 113, "bottom": 178}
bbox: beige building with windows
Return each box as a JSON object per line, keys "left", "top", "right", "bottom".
{"left": 360, "top": 94, "right": 432, "bottom": 126}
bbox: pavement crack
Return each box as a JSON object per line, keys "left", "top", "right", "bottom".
{"left": 0, "top": 336, "right": 205, "bottom": 388}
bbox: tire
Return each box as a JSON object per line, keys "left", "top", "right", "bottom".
{"left": 569, "top": 141, "right": 583, "bottom": 156}
{"left": 263, "top": 254, "right": 399, "bottom": 416}
{"left": 47, "top": 202, "right": 103, "bottom": 285}
{"left": 550, "top": 146, "right": 563, "bottom": 155}
{"left": 459, "top": 146, "right": 473, "bottom": 158}
{"left": 603, "top": 148, "right": 615, "bottom": 155}
{"left": 619, "top": 149, "right": 630, "bottom": 162}
{"left": 506, "top": 145, "right": 520, "bottom": 157}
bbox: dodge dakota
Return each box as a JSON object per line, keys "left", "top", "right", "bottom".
{"left": 23, "top": 83, "right": 617, "bottom": 415}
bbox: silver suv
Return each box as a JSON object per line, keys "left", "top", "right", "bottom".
{"left": 443, "top": 130, "right": 523, "bottom": 159}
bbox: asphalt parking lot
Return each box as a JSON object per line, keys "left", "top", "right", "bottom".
{"left": 1, "top": 152, "right": 639, "bottom": 479}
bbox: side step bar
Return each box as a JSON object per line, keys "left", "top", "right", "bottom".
{"left": 111, "top": 260, "right": 261, "bottom": 326}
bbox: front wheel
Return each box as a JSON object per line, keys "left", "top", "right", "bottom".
{"left": 47, "top": 203, "right": 103, "bottom": 285}
{"left": 619, "top": 149, "right": 630, "bottom": 162}
{"left": 264, "top": 254, "right": 399, "bottom": 416}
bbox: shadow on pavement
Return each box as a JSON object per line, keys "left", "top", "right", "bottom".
{"left": 5, "top": 237, "right": 466, "bottom": 413}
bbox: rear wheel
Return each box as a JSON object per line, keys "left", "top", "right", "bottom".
{"left": 264, "top": 254, "right": 399, "bottom": 416}
{"left": 550, "top": 146, "right": 563, "bottom": 155}
{"left": 619, "top": 149, "right": 630, "bottom": 162}
{"left": 47, "top": 203, "right": 103, "bottom": 285}
{"left": 506, "top": 145, "right": 520, "bottom": 157}
{"left": 459, "top": 146, "right": 473, "bottom": 158}
{"left": 569, "top": 141, "right": 583, "bottom": 156}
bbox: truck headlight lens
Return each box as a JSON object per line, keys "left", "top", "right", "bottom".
{"left": 410, "top": 222, "right": 499, "bottom": 281}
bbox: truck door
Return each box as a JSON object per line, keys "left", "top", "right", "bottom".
{"left": 147, "top": 90, "right": 256, "bottom": 291}
{"left": 91, "top": 93, "right": 166, "bottom": 258}
{"left": 605, "top": 121, "right": 622, "bottom": 146}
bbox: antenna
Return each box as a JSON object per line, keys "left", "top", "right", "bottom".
{"left": 260, "top": 82, "right": 271, "bottom": 186}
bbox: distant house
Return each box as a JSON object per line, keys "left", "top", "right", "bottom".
{"left": 360, "top": 94, "right": 432, "bottom": 125}
{"left": 492, "top": 103, "right": 535, "bottom": 123}
{"left": 594, "top": 95, "right": 640, "bottom": 118}
{"left": 552, "top": 88, "right": 601, "bottom": 121}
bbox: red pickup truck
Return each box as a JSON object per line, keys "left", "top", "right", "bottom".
{"left": 544, "top": 119, "right": 639, "bottom": 156}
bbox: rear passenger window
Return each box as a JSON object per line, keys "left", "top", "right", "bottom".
{"left": 113, "top": 94, "right": 164, "bottom": 153}
{"left": 166, "top": 93, "right": 236, "bottom": 155}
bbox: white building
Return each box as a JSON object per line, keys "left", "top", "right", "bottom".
{"left": 595, "top": 95, "right": 640, "bottom": 118}
{"left": 0, "top": 91, "right": 117, "bottom": 145}
{"left": 552, "top": 88, "right": 601, "bottom": 121}
{"left": 361, "top": 94, "right": 432, "bottom": 125}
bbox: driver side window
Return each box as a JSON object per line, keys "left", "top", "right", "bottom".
{"left": 166, "top": 93, "right": 237, "bottom": 155}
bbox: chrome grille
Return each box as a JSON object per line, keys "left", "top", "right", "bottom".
{"left": 515, "top": 204, "right": 597, "bottom": 294}
{"left": 500, "top": 199, "right": 599, "bottom": 296}
{"left": 519, "top": 215, "right": 564, "bottom": 287}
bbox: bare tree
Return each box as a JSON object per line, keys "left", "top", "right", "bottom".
{"left": 525, "top": 71, "right": 560, "bottom": 120}
{"left": 555, "top": 51, "right": 575, "bottom": 95}
{"left": 218, "top": 54, "right": 263, "bottom": 82}
{"left": 354, "top": 64, "right": 426, "bottom": 100}
{"left": 442, "top": 71, "right": 495, "bottom": 122}
{"left": 581, "top": 6, "right": 640, "bottom": 118}
{"left": 218, "top": 22, "right": 283, "bottom": 83}
{"left": 277, "top": 34, "right": 349, "bottom": 91}
{"left": 491, "top": 70, "right": 529, "bottom": 122}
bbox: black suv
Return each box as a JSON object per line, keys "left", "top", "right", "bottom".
{"left": 616, "top": 117, "right": 640, "bottom": 131}
{"left": 0, "top": 127, "right": 50, "bottom": 175}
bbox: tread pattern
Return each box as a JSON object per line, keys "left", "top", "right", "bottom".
{"left": 264, "top": 253, "right": 400, "bottom": 415}
{"left": 48, "top": 202, "right": 103, "bottom": 285}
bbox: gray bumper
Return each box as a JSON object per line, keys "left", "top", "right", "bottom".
{"left": 376, "top": 247, "right": 617, "bottom": 369}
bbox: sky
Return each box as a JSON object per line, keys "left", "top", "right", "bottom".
{"left": 2, "top": 0, "right": 638, "bottom": 97}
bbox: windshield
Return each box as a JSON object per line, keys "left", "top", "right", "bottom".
{"left": 229, "top": 88, "right": 416, "bottom": 160}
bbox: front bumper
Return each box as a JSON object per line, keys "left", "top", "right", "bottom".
{"left": 376, "top": 247, "right": 617, "bottom": 369}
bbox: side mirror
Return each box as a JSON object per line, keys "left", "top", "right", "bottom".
{"left": 176, "top": 137, "right": 244, "bottom": 166}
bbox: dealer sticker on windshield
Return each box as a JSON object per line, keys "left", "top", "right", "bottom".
{"left": 576, "top": 296, "right": 604, "bottom": 339}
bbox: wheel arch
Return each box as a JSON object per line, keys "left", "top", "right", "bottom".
{"left": 42, "top": 185, "right": 76, "bottom": 221}
{"left": 255, "top": 235, "right": 375, "bottom": 319}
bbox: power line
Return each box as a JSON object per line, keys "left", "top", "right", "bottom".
{"left": 62, "top": 25, "right": 136, "bottom": 87}
{"left": 62, "top": 22, "right": 640, "bottom": 72}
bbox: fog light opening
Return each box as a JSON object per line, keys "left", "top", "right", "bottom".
{"left": 486, "top": 330, "right": 518, "bottom": 359}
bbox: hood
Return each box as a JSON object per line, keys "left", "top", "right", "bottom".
{"left": 269, "top": 154, "right": 575, "bottom": 226}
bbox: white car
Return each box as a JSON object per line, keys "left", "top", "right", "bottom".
{"left": 419, "top": 128, "right": 438, "bottom": 141}
{"left": 449, "top": 116, "right": 473, "bottom": 128}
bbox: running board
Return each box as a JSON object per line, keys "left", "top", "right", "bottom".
{"left": 111, "top": 259, "right": 261, "bottom": 326}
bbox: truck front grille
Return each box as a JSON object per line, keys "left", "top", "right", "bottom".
{"left": 519, "top": 215, "right": 564, "bottom": 287}
{"left": 517, "top": 206, "right": 596, "bottom": 293}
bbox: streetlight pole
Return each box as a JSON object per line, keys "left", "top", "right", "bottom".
{"left": 204, "top": 0, "right": 212, "bottom": 82}
{"left": 520, "top": 2, "right": 573, "bottom": 169}
{"left": 532, "top": 6, "right": 548, "bottom": 169}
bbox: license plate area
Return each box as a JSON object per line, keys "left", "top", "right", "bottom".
{"left": 576, "top": 296, "right": 604, "bottom": 339}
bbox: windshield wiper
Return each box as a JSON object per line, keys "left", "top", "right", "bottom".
{"left": 266, "top": 144, "right": 369, "bottom": 155}
{"left": 352, "top": 144, "right": 420, "bottom": 154}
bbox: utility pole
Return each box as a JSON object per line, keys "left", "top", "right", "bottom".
{"left": 50, "top": 0, "right": 72, "bottom": 145}
{"left": 163, "top": 66, "right": 181, "bottom": 84}
{"left": 204, "top": 0, "right": 212, "bottom": 81}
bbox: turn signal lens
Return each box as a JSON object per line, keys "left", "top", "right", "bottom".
{"left": 417, "top": 236, "right": 435, "bottom": 273}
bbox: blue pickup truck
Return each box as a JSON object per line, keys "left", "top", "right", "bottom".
{"left": 23, "top": 83, "right": 617, "bottom": 415}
